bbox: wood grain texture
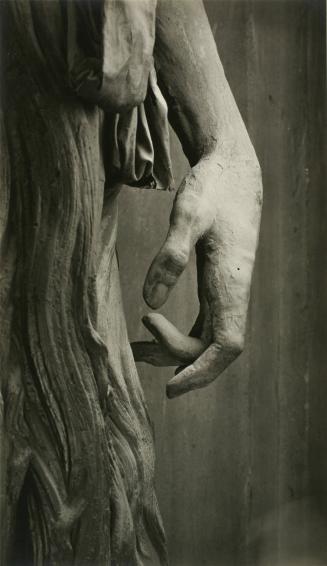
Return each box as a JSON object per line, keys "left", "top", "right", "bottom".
{"left": 118, "top": 1, "right": 326, "bottom": 564}
{"left": 0, "top": 2, "right": 167, "bottom": 564}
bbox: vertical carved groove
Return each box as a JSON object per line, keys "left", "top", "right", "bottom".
{"left": 1, "top": 3, "right": 167, "bottom": 564}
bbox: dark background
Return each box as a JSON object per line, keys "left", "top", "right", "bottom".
{"left": 118, "top": 1, "right": 326, "bottom": 564}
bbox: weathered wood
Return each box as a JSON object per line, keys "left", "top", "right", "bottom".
{"left": 0, "top": 2, "right": 167, "bottom": 564}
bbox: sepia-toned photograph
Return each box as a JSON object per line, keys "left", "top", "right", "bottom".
{"left": 0, "top": 0, "right": 326, "bottom": 564}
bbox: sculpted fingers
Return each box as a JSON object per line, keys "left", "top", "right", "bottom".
{"left": 143, "top": 238, "right": 191, "bottom": 309}
{"left": 143, "top": 172, "right": 214, "bottom": 310}
{"left": 166, "top": 340, "right": 243, "bottom": 399}
{"left": 131, "top": 313, "right": 205, "bottom": 367}
{"left": 142, "top": 314, "right": 205, "bottom": 361}
{"left": 131, "top": 342, "right": 178, "bottom": 367}
{"left": 164, "top": 243, "right": 248, "bottom": 398}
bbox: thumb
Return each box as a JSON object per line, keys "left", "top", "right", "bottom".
{"left": 130, "top": 313, "right": 204, "bottom": 367}
{"left": 142, "top": 313, "right": 205, "bottom": 361}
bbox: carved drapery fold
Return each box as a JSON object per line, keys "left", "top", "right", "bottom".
{"left": 0, "top": 1, "right": 169, "bottom": 563}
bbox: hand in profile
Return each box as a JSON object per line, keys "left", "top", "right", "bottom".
{"left": 131, "top": 153, "right": 262, "bottom": 398}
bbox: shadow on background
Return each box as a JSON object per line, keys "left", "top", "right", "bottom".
{"left": 118, "top": 1, "right": 326, "bottom": 564}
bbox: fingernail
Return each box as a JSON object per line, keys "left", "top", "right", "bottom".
{"left": 149, "top": 283, "right": 169, "bottom": 308}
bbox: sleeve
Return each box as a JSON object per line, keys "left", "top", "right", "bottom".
{"left": 67, "top": 0, "right": 174, "bottom": 192}
{"left": 104, "top": 68, "right": 174, "bottom": 191}
{"left": 66, "top": 0, "right": 157, "bottom": 112}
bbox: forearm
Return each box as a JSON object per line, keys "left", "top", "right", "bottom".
{"left": 137, "top": 1, "right": 262, "bottom": 396}
{"left": 155, "top": 0, "right": 258, "bottom": 167}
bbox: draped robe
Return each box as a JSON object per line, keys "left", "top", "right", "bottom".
{"left": 0, "top": 1, "right": 173, "bottom": 563}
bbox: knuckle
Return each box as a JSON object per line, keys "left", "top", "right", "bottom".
{"left": 227, "top": 334, "right": 244, "bottom": 357}
{"left": 174, "top": 196, "right": 201, "bottom": 227}
{"left": 218, "top": 332, "right": 245, "bottom": 359}
{"left": 203, "top": 233, "right": 219, "bottom": 255}
{"left": 164, "top": 244, "right": 190, "bottom": 274}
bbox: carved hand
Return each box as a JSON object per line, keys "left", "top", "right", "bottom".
{"left": 131, "top": 152, "right": 262, "bottom": 398}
